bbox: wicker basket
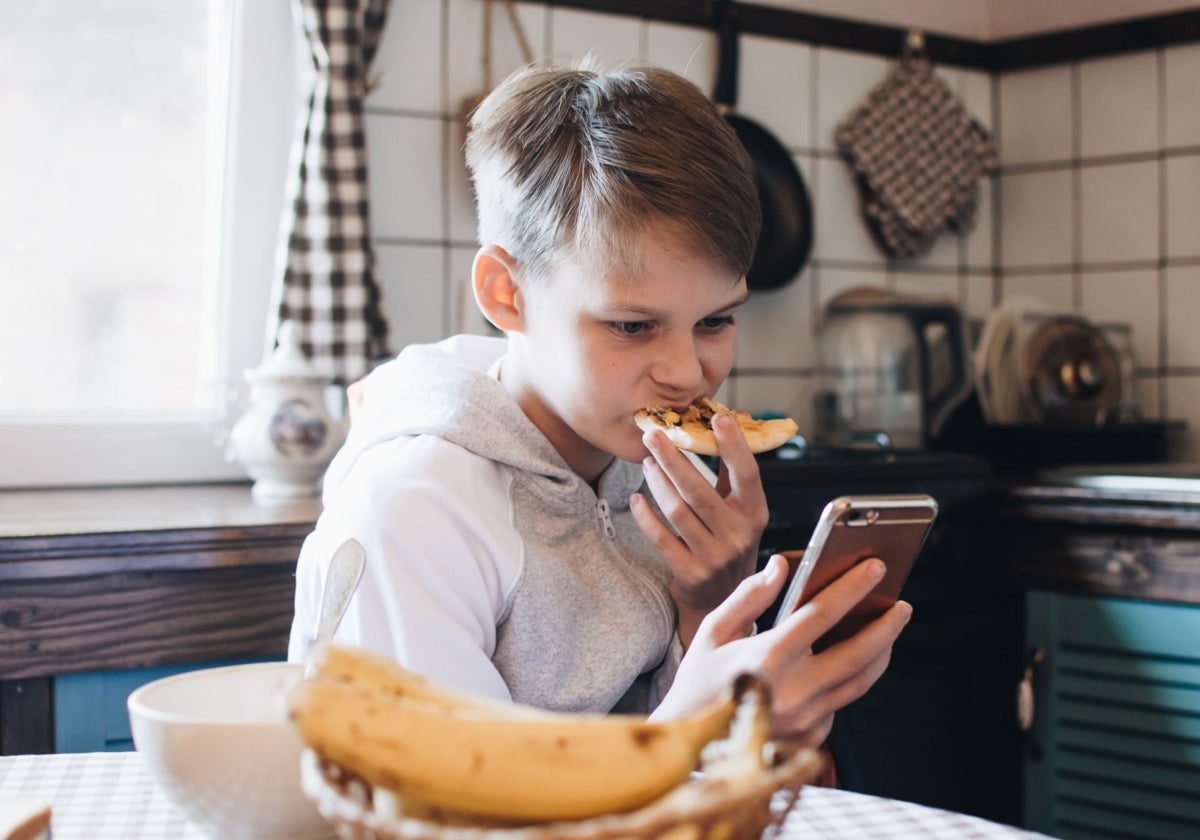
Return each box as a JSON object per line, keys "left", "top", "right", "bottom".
{"left": 300, "top": 745, "right": 824, "bottom": 840}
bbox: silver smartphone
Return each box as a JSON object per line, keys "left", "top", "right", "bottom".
{"left": 770, "top": 494, "right": 938, "bottom": 648}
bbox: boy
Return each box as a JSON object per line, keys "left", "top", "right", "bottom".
{"left": 288, "top": 61, "right": 911, "bottom": 746}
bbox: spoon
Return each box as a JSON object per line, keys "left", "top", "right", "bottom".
{"left": 305, "top": 537, "right": 366, "bottom": 676}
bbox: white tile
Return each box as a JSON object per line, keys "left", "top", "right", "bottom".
{"left": 1080, "top": 161, "right": 1159, "bottom": 265}
{"left": 447, "top": 116, "right": 477, "bottom": 244}
{"left": 1166, "top": 154, "right": 1200, "bottom": 259}
{"left": 892, "top": 273, "right": 961, "bottom": 303}
{"left": 1078, "top": 51, "right": 1159, "bottom": 158}
{"left": 1165, "top": 43, "right": 1200, "bottom": 148}
{"left": 815, "top": 266, "right": 889, "bottom": 312}
{"left": 731, "top": 374, "right": 816, "bottom": 433}
{"left": 644, "top": 21, "right": 717, "bottom": 94}
{"left": 1000, "top": 273, "right": 1075, "bottom": 313}
{"left": 447, "top": 0, "right": 547, "bottom": 117}
{"left": 366, "top": 115, "right": 444, "bottom": 241}
{"left": 999, "top": 169, "right": 1073, "bottom": 268}
{"left": 961, "top": 69, "right": 994, "bottom": 135}
{"left": 376, "top": 244, "right": 448, "bottom": 349}
{"left": 736, "top": 266, "right": 816, "bottom": 370}
{"left": 449, "top": 246, "right": 500, "bottom": 337}
{"left": 812, "top": 156, "right": 887, "bottom": 264}
{"left": 998, "top": 64, "right": 1073, "bottom": 164}
{"left": 367, "top": 0, "right": 442, "bottom": 113}
{"left": 1164, "top": 375, "right": 1200, "bottom": 459}
{"left": 965, "top": 178, "right": 995, "bottom": 269}
{"left": 548, "top": 8, "right": 641, "bottom": 66}
{"left": 738, "top": 36, "right": 812, "bottom": 150}
{"left": 1078, "top": 269, "right": 1159, "bottom": 372}
{"left": 1133, "top": 374, "right": 1160, "bottom": 421}
{"left": 1165, "top": 266, "right": 1200, "bottom": 367}
{"left": 962, "top": 275, "right": 997, "bottom": 324}
{"left": 814, "top": 47, "right": 890, "bottom": 153}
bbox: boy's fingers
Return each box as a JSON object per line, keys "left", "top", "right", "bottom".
{"left": 777, "top": 557, "right": 887, "bottom": 644}
{"left": 711, "top": 412, "right": 766, "bottom": 504}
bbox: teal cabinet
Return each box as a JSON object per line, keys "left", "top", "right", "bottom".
{"left": 54, "top": 658, "right": 278, "bottom": 753}
{"left": 1024, "top": 592, "right": 1200, "bottom": 840}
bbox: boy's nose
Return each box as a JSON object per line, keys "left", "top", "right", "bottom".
{"left": 652, "top": 334, "right": 704, "bottom": 391}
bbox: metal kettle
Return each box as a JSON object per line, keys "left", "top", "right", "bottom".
{"left": 813, "top": 288, "right": 973, "bottom": 449}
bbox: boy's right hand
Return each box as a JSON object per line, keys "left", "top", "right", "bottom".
{"left": 650, "top": 554, "right": 912, "bottom": 747}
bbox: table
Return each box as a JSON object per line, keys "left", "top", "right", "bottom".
{"left": 0, "top": 752, "right": 1052, "bottom": 839}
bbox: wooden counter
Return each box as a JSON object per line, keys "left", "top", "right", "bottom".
{"left": 1000, "top": 469, "right": 1200, "bottom": 606}
{"left": 0, "top": 483, "right": 320, "bottom": 754}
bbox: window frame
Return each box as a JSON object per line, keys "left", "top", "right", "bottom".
{"left": 0, "top": 0, "right": 299, "bottom": 489}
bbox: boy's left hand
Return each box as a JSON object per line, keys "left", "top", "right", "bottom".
{"left": 630, "top": 411, "right": 769, "bottom": 648}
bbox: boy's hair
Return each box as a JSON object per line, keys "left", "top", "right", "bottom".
{"left": 464, "top": 61, "right": 761, "bottom": 283}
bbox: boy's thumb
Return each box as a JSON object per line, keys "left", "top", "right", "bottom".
{"left": 704, "top": 555, "right": 788, "bottom": 643}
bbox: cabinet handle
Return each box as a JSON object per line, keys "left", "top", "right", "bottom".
{"left": 1017, "top": 646, "right": 1044, "bottom": 734}
{"left": 1104, "top": 550, "right": 1150, "bottom": 584}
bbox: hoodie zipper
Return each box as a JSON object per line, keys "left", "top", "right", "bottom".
{"left": 595, "top": 498, "right": 674, "bottom": 631}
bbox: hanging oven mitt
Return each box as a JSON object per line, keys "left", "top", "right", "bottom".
{"left": 835, "top": 49, "right": 997, "bottom": 259}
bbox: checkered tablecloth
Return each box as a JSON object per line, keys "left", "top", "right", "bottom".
{"left": 0, "top": 752, "right": 1050, "bottom": 839}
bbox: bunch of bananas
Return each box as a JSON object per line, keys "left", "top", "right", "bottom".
{"left": 286, "top": 645, "right": 775, "bottom": 825}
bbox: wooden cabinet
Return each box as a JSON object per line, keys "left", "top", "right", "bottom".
{"left": 1002, "top": 478, "right": 1200, "bottom": 839}
{"left": 1023, "top": 592, "right": 1200, "bottom": 840}
{"left": 0, "top": 484, "right": 318, "bottom": 755}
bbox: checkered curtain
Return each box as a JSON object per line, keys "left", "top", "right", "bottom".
{"left": 272, "top": 0, "right": 392, "bottom": 386}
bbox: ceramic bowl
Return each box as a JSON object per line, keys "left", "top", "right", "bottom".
{"left": 127, "top": 661, "right": 332, "bottom": 839}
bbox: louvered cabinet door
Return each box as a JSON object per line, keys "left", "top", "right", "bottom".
{"left": 1024, "top": 592, "right": 1200, "bottom": 840}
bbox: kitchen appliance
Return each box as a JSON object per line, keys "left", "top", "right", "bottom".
{"left": 813, "top": 288, "right": 974, "bottom": 449}
{"left": 975, "top": 305, "right": 1127, "bottom": 427}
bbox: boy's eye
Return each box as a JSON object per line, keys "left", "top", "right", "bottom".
{"left": 699, "top": 315, "right": 735, "bottom": 330}
{"left": 612, "top": 321, "right": 650, "bottom": 336}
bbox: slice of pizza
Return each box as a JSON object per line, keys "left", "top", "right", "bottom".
{"left": 634, "top": 397, "right": 798, "bottom": 456}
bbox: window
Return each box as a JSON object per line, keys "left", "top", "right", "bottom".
{"left": 0, "top": 0, "right": 299, "bottom": 487}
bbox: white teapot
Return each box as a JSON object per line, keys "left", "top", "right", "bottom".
{"left": 227, "top": 321, "right": 348, "bottom": 502}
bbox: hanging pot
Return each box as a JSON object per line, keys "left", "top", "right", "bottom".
{"left": 713, "top": 0, "right": 813, "bottom": 291}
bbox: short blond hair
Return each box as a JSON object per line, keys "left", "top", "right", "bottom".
{"left": 465, "top": 61, "right": 761, "bottom": 282}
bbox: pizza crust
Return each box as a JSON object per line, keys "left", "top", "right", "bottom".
{"left": 634, "top": 398, "right": 798, "bottom": 456}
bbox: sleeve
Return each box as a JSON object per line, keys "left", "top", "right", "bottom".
{"left": 288, "top": 439, "right": 522, "bottom": 703}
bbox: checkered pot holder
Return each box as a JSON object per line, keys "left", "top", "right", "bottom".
{"left": 274, "top": 0, "right": 393, "bottom": 386}
{"left": 835, "top": 51, "right": 997, "bottom": 259}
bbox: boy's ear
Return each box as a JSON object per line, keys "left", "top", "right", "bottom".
{"left": 472, "top": 245, "right": 524, "bottom": 332}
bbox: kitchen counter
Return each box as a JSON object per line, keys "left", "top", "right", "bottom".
{"left": 0, "top": 483, "right": 320, "bottom": 754}
{"left": 999, "top": 462, "right": 1200, "bottom": 606}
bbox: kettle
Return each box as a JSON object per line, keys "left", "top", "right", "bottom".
{"left": 813, "top": 288, "right": 973, "bottom": 449}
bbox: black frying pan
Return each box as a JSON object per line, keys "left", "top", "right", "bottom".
{"left": 713, "top": 0, "right": 813, "bottom": 291}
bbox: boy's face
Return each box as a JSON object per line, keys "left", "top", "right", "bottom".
{"left": 505, "top": 228, "right": 748, "bottom": 481}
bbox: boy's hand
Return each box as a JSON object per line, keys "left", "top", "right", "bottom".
{"left": 650, "top": 554, "right": 913, "bottom": 746}
{"left": 630, "top": 411, "right": 769, "bottom": 648}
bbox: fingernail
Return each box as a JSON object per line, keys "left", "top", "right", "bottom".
{"left": 715, "top": 412, "right": 734, "bottom": 430}
{"left": 764, "top": 555, "right": 785, "bottom": 581}
{"left": 899, "top": 601, "right": 914, "bottom": 623}
{"left": 643, "top": 456, "right": 657, "bottom": 472}
{"left": 643, "top": 429, "right": 662, "bottom": 451}
{"left": 866, "top": 558, "right": 886, "bottom": 580}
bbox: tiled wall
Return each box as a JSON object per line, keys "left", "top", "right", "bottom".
{"left": 998, "top": 45, "right": 1200, "bottom": 458}
{"left": 362, "top": 1, "right": 1200, "bottom": 458}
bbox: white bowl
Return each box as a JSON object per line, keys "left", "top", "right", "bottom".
{"left": 127, "top": 661, "right": 333, "bottom": 839}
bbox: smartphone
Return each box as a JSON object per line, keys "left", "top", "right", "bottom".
{"left": 770, "top": 494, "right": 938, "bottom": 648}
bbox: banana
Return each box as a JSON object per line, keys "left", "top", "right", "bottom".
{"left": 287, "top": 654, "right": 739, "bottom": 823}
{"left": 307, "top": 643, "right": 542, "bottom": 719}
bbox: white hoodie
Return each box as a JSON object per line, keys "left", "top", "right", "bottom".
{"left": 288, "top": 335, "right": 681, "bottom": 713}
